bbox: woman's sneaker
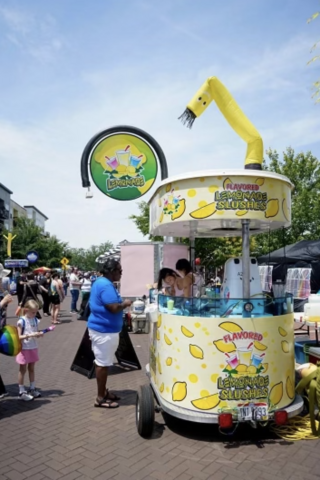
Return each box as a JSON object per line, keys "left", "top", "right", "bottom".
{"left": 19, "top": 391, "right": 34, "bottom": 401}
{"left": 29, "top": 388, "right": 41, "bottom": 398}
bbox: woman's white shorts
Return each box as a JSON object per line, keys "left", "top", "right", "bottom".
{"left": 88, "top": 329, "right": 120, "bottom": 367}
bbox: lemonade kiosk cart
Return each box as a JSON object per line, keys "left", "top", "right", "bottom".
{"left": 136, "top": 170, "right": 304, "bottom": 437}
{"left": 135, "top": 76, "right": 304, "bottom": 437}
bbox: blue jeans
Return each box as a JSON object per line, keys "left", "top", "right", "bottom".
{"left": 70, "top": 289, "right": 79, "bottom": 311}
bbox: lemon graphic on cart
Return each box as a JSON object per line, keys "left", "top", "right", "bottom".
{"left": 218, "top": 321, "right": 243, "bottom": 333}
{"left": 191, "top": 393, "right": 220, "bottom": 410}
{"left": 172, "top": 381, "right": 187, "bottom": 401}
{"left": 189, "top": 344, "right": 204, "bottom": 359}
{"left": 213, "top": 340, "right": 236, "bottom": 353}
{"left": 181, "top": 326, "right": 194, "bottom": 337}
{"left": 269, "top": 381, "right": 283, "bottom": 406}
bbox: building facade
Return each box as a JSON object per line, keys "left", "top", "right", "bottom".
{"left": 10, "top": 200, "right": 27, "bottom": 230}
{"left": 0, "top": 183, "right": 12, "bottom": 231}
{"left": 24, "top": 206, "right": 48, "bottom": 231}
{"left": 0, "top": 183, "right": 48, "bottom": 233}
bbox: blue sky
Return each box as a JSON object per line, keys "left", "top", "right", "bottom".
{"left": 1, "top": 0, "right": 319, "bottom": 248}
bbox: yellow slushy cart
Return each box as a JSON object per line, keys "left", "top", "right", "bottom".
{"left": 136, "top": 169, "right": 304, "bottom": 437}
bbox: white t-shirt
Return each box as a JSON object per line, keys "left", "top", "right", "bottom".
{"left": 81, "top": 278, "right": 91, "bottom": 292}
{"left": 18, "top": 316, "right": 39, "bottom": 350}
{"left": 69, "top": 273, "right": 80, "bottom": 290}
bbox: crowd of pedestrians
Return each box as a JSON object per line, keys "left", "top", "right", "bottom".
{"left": 0, "top": 264, "right": 98, "bottom": 401}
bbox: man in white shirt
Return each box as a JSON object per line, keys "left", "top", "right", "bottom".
{"left": 69, "top": 268, "right": 81, "bottom": 313}
{"left": 78, "top": 273, "right": 92, "bottom": 320}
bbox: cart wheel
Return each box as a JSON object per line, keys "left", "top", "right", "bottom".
{"left": 136, "top": 384, "right": 155, "bottom": 438}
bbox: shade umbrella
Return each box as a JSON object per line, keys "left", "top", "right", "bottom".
{"left": 33, "top": 267, "right": 51, "bottom": 274}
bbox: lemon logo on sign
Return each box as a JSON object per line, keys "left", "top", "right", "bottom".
{"left": 90, "top": 133, "right": 158, "bottom": 201}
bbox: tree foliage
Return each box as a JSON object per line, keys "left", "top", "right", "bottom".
{"left": 0, "top": 217, "right": 113, "bottom": 271}
{"left": 67, "top": 242, "right": 113, "bottom": 271}
{"left": 255, "top": 147, "right": 320, "bottom": 255}
{"left": 308, "top": 9, "right": 320, "bottom": 102}
{"left": 0, "top": 217, "right": 69, "bottom": 268}
{"left": 129, "top": 202, "right": 163, "bottom": 241}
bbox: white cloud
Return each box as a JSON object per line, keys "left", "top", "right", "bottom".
{"left": 0, "top": 6, "right": 64, "bottom": 61}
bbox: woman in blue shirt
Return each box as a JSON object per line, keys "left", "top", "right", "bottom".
{"left": 88, "top": 259, "right": 132, "bottom": 408}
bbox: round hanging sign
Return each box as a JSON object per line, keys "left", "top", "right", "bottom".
{"left": 81, "top": 126, "right": 168, "bottom": 202}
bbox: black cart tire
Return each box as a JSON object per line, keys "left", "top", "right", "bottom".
{"left": 136, "top": 384, "right": 155, "bottom": 438}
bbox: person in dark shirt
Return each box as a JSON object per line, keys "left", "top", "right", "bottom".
{"left": 20, "top": 273, "right": 47, "bottom": 319}
{"left": 40, "top": 271, "right": 52, "bottom": 316}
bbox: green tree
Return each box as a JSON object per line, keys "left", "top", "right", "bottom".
{"left": 308, "top": 9, "right": 320, "bottom": 102}
{"left": 255, "top": 147, "right": 320, "bottom": 255}
{"left": 129, "top": 202, "right": 163, "bottom": 241}
{"left": 0, "top": 217, "right": 69, "bottom": 268}
{"left": 68, "top": 242, "right": 113, "bottom": 271}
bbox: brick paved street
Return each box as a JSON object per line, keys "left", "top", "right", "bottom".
{"left": 1, "top": 298, "right": 320, "bottom": 480}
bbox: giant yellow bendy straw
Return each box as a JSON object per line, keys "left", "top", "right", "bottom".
{"left": 179, "top": 76, "right": 263, "bottom": 170}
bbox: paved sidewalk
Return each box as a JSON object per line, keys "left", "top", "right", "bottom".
{"left": 1, "top": 299, "right": 320, "bottom": 480}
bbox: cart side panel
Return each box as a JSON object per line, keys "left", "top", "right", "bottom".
{"left": 151, "top": 313, "right": 295, "bottom": 414}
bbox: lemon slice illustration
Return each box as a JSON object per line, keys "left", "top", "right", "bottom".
{"left": 157, "top": 315, "right": 162, "bottom": 328}
{"left": 181, "top": 326, "right": 194, "bottom": 338}
{"left": 255, "top": 178, "right": 265, "bottom": 186}
{"left": 281, "top": 341, "right": 289, "bottom": 353}
{"left": 190, "top": 202, "right": 216, "bottom": 219}
{"left": 254, "top": 341, "right": 267, "bottom": 351}
{"left": 164, "top": 334, "right": 172, "bottom": 345}
{"left": 223, "top": 177, "right": 232, "bottom": 189}
{"left": 166, "top": 357, "right": 173, "bottom": 366}
{"left": 189, "top": 344, "right": 204, "bottom": 359}
{"left": 159, "top": 211, "right": 164, "bottom": 223}
{"left": 282, "top": 198, "right": 290, "bottom": 222}
{"left": 261, "top": 363, "right": 268, "bottom": 373}
{"left": 157, "top": 355, "right": 162, "bottom": 375}
{"left": 165, "top": 183, "right": 172, "bottom": 193}
{"left": 286, "top": 376, "right": 294, "bottom": 399}
{"left": 269, "top": 381, "right": 283, "bottom": 406}
{"left": 172, "top": 381, "right": 187, "bottom": 401}
{"left": 278, "top": 327, "right": 287, "bottom": 337}
{"left": 171, "top": 199, "right": 186, "bottom": 220}
{"left": 159, "top": 383, "right": 164, "bottom": 393}
{"left": 236, "top": 210, "right": 248, "bottom": 216}
{"left": 265, "top": 199, "right": 279, "bottom": 218}
{"left": 213, "top": 339, "right": 236, "bottom": 353}
{"left": 138, "top": 178, "right": 154, "bottom": 194}
{"left": 156, "top": 330, "right": 160, "bottom": 341}
{"left": 191, "top": 393, "right": 220, "bottom": 410}
{"left": 218, "top": 322, "right": 243, "bottom": 333}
